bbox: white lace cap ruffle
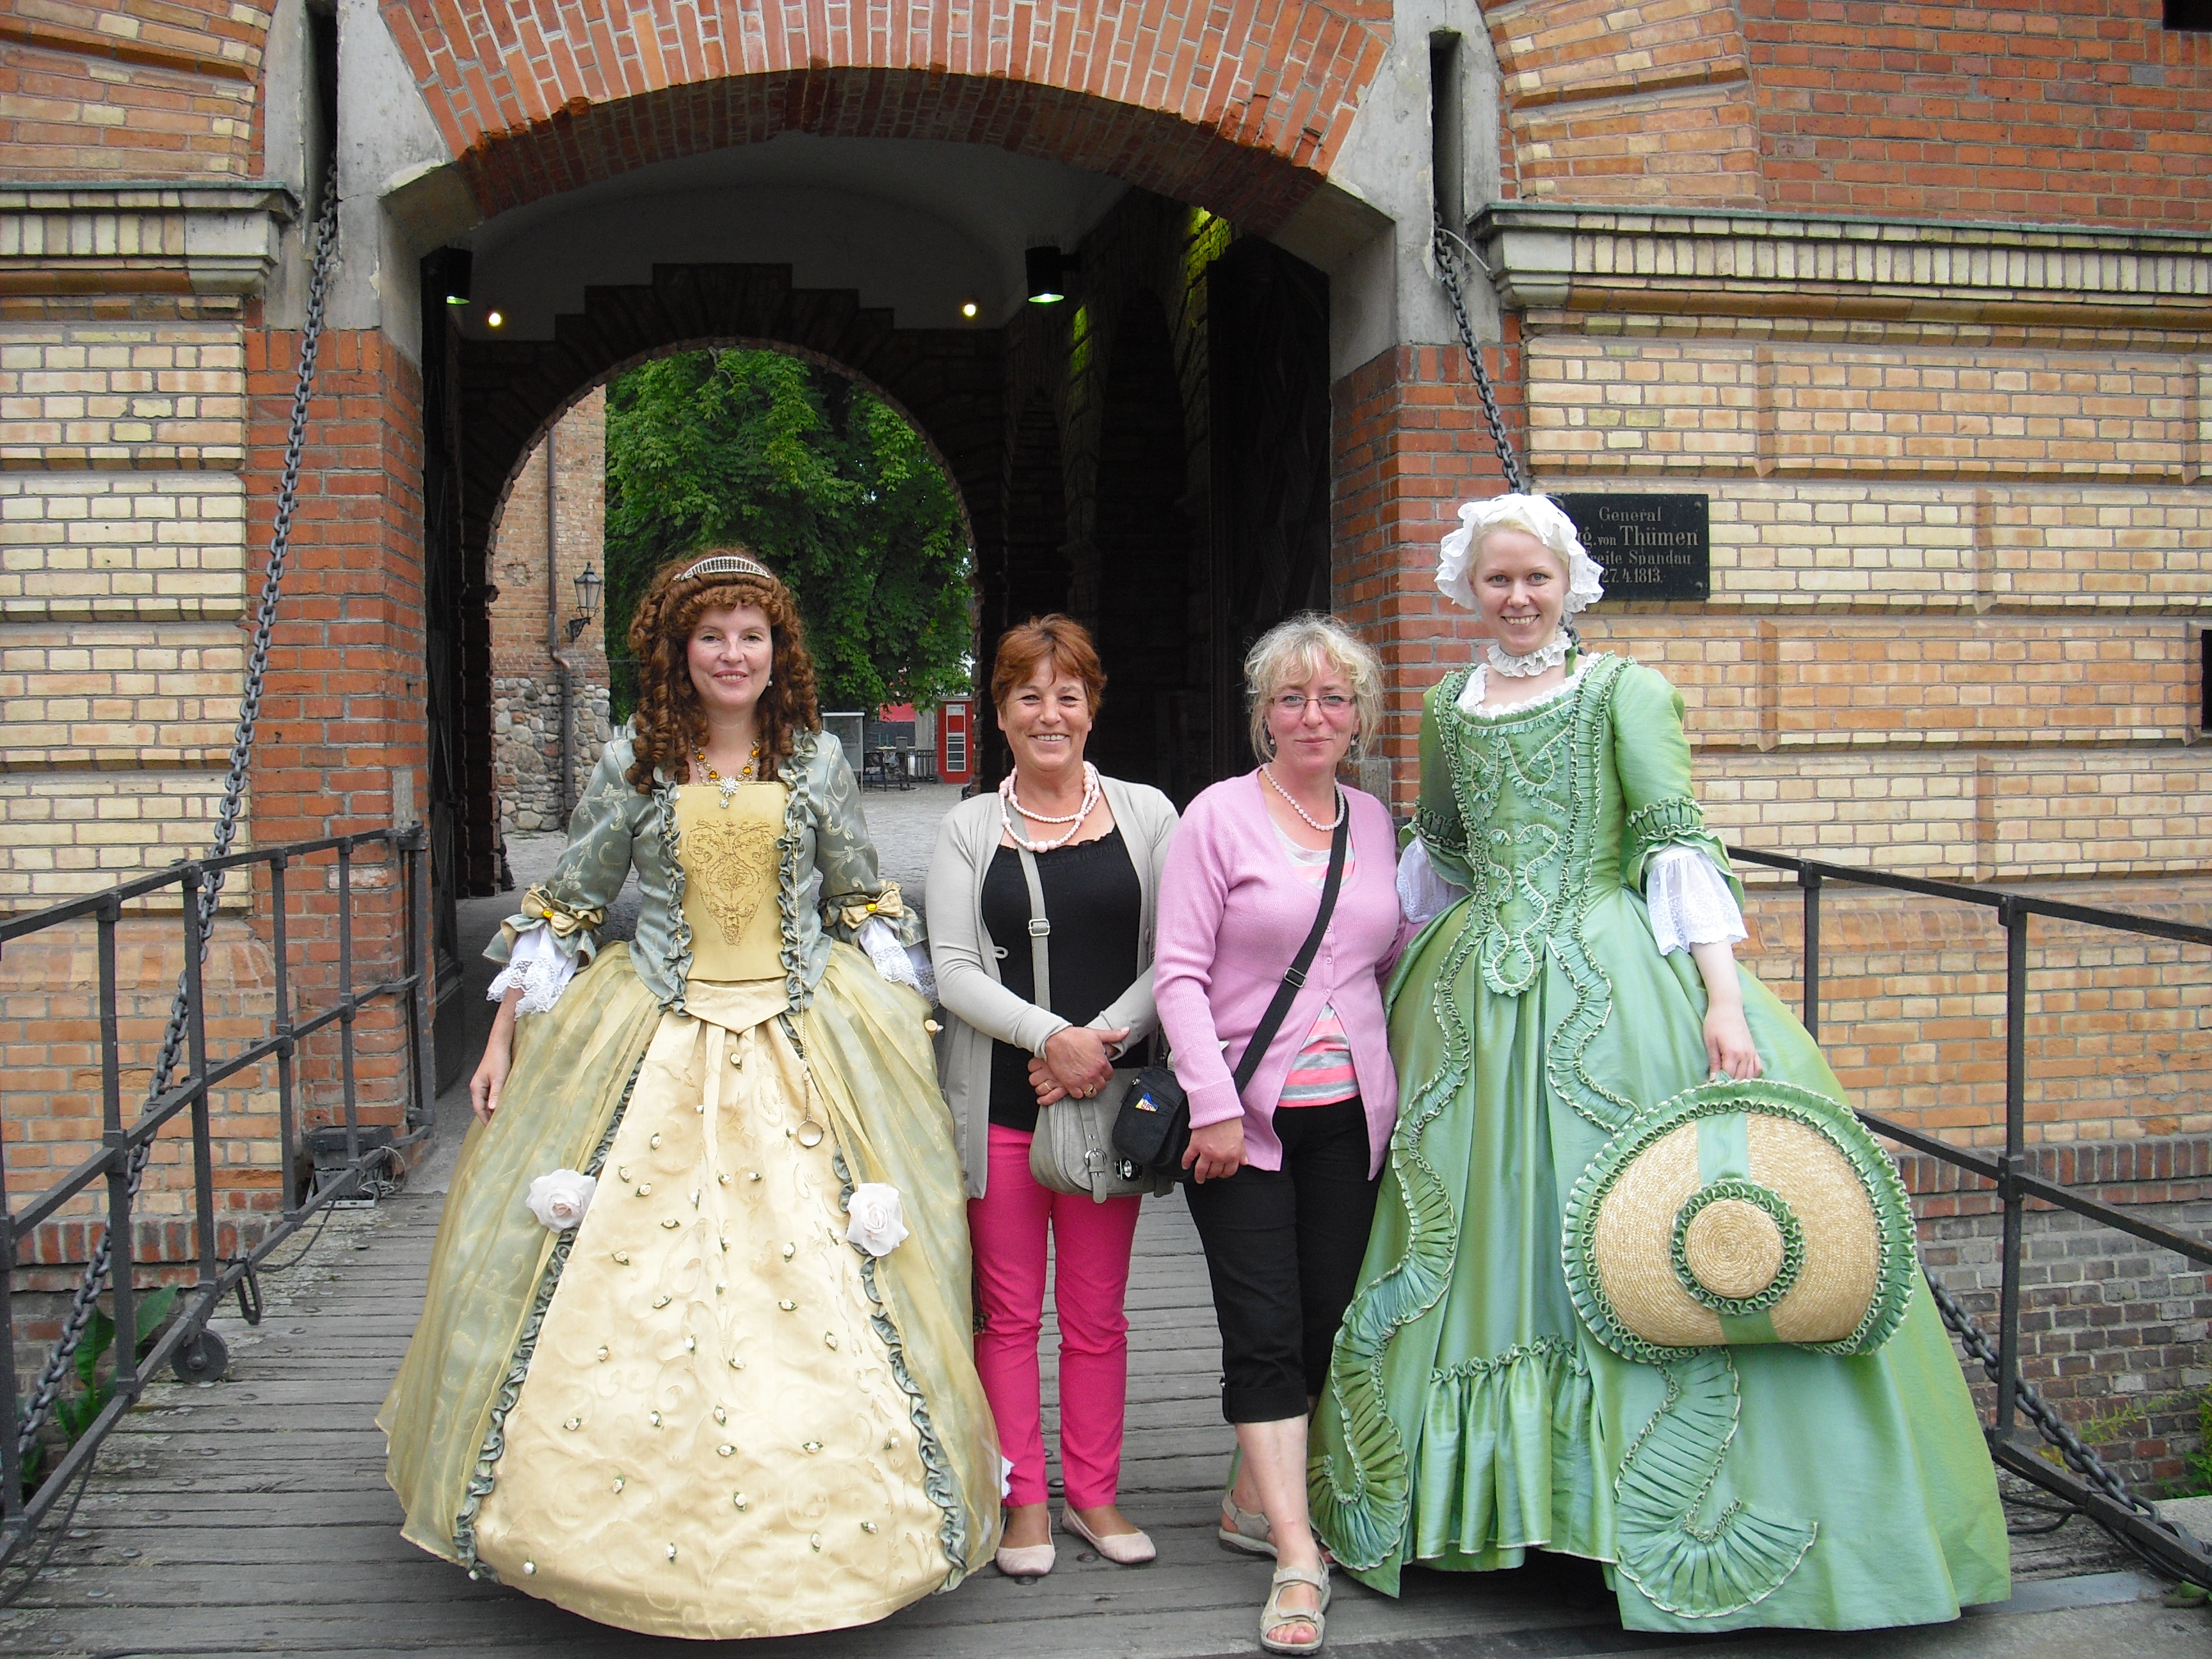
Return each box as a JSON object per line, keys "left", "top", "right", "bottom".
{"left": 1397, "top": 840, "right": 1469, "bottom": 929}
{"left": 487, "top": 922, "right": 577, "bottom": 1015}
{"left": 1646, "top": 846, "right": 1747, "bottom": 957}
{"left": 1438, "top": 493, "right": 1605, "bottom": 616}
{"left": 858, "top": 916, "right": 932, "bottom": 998}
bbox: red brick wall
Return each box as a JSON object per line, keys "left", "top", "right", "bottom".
{"left": 1484, "top": 1, "right": 2212, "bottom": 230}
{"left": 0, "top": 6, "right": 267, "bottom": 179}
{"left": 1329, "top": 332, "right": 1524, "bottom": 810}
{"left": 1743, "top": 0, "right": 2212, "bottom": 228}
{"left": 243, "top": 326, "right": 427, "bottom": 1124}
{"left": 376, "top": 1, "right": 1389, "bottom": 228}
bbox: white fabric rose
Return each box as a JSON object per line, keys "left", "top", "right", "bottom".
{"left": 844, "top": 1182, "right": 910, "bottom": 1256}
{"left": 525, "top": 1169, "right": 597, "bottom": 1231}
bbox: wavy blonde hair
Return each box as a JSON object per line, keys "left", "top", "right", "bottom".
{"left": 1243, "top": 613, "right": 1385, "bottom": 762}
{"left": 623, "top": 551, "right": 821, "bottom": 793}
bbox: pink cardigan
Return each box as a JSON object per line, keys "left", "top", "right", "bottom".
{"left": 1153, "top": 773, "right": 1406, "bottom": 1176}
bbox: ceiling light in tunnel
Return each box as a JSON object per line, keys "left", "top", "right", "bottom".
{"left": 1025, "top": 246, "right": 1071, "bottom": 305}
{"left": 486, "top": 310, "right": 504, "bottom": 329}
{"left": 961, "top": 301, "right": 979, "bottom": 319}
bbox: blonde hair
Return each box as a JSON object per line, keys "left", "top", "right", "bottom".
{"left": 1244, "top": 613, "right": 1385, "bottom": 761}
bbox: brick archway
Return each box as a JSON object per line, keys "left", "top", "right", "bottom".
{"left": 378, "top": 4, "right": 1390, "bottom": 232}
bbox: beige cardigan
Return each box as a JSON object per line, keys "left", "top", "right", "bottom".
{"left": 927, "top": 776, "right": 1180, "bottom": 1198}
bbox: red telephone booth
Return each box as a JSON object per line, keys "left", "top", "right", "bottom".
{"left": 937, "top": 697, "right": 973, "bottom": 785}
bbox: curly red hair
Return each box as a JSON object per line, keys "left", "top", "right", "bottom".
{"left": 624, "top": 550, "right": 821, "bottom": 793}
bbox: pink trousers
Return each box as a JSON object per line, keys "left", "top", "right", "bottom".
{"left": 968, "top": 1123, "right": 1142, "bottom": 1509}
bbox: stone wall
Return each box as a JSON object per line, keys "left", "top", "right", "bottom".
{"left": 486, "top": 389, "right": 608, "bottom": 844}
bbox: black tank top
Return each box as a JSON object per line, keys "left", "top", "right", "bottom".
{"left": 979, "top": 827, "right": 1142, "bottom": 1133}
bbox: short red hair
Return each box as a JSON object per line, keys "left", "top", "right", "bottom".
{"left": 991, "top": 615, "right": 1106, "bottom": 714}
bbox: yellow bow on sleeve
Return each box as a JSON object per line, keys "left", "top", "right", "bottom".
{"left": 522, "top": 884, "right": 606, "bottom": 939}
{"left": 833, "top": 882, "right": 904, "bottom": 932}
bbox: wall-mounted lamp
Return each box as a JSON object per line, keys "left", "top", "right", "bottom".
{"left": 565, "top": 562, "right": 602, "bottom": 642}
{"left": 424, "top": 246, "right": 472, "bottom": 307}
{"left": 1025, "top": 246, "right": 1075, "bottom": 305}
{"left": 961, "top": 300, "right": 979, "bottom": 319}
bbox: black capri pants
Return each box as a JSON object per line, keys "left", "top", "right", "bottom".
{"left": 1183, "top": 1097, "right": 1382, "bottom": 1425}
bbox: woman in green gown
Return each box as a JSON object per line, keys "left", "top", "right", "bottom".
{"left": 1309, "top": 495, "right": 2009, "bottom": 1632}
{"left": 380, "top": 552, "right": 1000, "bottom": 1639}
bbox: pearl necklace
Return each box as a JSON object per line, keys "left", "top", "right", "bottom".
{"left": 1000, "top": 762, "right": 1102, "bottom": 853}
{"left": 693, "top": 742, "right": 761, "bottom": 809}
{"left": 1486, "top": 632, "right": 1571, "bottom": 678}
{"left": 1260, "top": 764, "right": 1345, "bottom": 831}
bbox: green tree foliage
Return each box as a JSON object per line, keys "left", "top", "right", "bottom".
{"left": 604, "top": 349, "right": 972, "bottom": 713}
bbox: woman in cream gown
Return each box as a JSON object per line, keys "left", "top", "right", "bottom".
{"left": 380, "top": 551, "right": 1000, "bottom": 1639}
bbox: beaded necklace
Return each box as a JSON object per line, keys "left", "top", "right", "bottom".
{"left": 1000, "top": 762, "right": 1102, "bottom": 852}
{"left": 1260, "top": 764, "right": 1345, "bottom": 831}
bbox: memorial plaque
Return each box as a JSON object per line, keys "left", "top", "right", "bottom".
{"left": 1555, "top": 493, "right": 1710, "bottom": 601}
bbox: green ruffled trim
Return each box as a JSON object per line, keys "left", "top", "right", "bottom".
{"left": 454, "top": 1057, "right": 644, "bottom": 1579}
{"left": 650, "top": 776, "right": 693, "bottom": 1016}
{"left": 1614, "top": 1350, "right": 1816, "bottom": 1619}
{"left": 775, "top": 732, "right": 817, "bottom": 1014}
{"left": 830, "top": 1146, "right": 972, "bottom": 1589}
{"left": 1671, "top": 1181, "right": 1804, "bottom": 1318}
{"left": 1310, "top": 915, "right": 1480, "bottom": 1571}
{"left": 1418, "top": 1338, "right": 1599, "bottom": 1560}
{"left": 1562, "top": 1077, "right": 1919, "bottom": 1367}
{"left": 1623, "top": 797, "right": 1706, "bottom": 879}
{"left": 1540, "top": 655, "right": 1638, "bottom": 1134}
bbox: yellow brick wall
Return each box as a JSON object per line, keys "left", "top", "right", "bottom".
{"left": 0, "top": 471, "right": 246, "bottom": 619}
{"left": 0, "top": 320, "right": 248, "bottom": 908}
{"left": 0, "top": 321, "right": 247, "bottom": 467}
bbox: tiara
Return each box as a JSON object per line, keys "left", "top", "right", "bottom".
{"left": 678, "top": 553, "right": 774, "bottom": 583}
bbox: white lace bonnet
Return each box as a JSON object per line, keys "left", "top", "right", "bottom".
{"left": 1436, "top": 493, "right": 1605, "bottom": 617}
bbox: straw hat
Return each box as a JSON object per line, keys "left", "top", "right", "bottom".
{"left": 1563, "top": 1077, "right": 1917, "bottom": 1365}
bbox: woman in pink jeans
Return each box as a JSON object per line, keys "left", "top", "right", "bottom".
{"left": 928, "top": 616, "right": 1180, "bottom": 1578}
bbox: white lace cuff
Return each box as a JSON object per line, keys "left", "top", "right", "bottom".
{"left": 859, "top": 917, "right": 932, "bottom": 997}
{"left": 1646, "top": 846, "right": 1747, "bottom": 956}
{"left": 487, "top": 922, "right": 577, "bottom": 1014}
{"left": 1397, "top": 840, "right": 1469, "bottom": 928}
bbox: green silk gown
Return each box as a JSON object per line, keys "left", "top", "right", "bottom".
{"left": 1309, "top": 653, "right": 2009, "bottom": 1632}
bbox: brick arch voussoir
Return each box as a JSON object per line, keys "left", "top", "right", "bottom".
{"left": 458, "top": 262, "right": 1004, "bottom": 577}
{"left": 452, "top": 71, "right": 1327, "bottom": 235}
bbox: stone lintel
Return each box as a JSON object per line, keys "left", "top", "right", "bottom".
{"left": 1473, "top": 205, "right": 2212, "bottom": 330}
{"left": 0, "top": 184, "right": 300, "bottom": 301}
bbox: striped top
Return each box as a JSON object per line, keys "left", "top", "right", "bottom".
{"left": 1273, "top": 822, "right": 1361, "bottom": 1109}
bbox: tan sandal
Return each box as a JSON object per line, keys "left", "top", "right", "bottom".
{"left": 1219, "top": 1448, "right": 1275, "bottom": 1557}
{"left": 1259, "top": 1560, "right": 1329, "bottom": 1655}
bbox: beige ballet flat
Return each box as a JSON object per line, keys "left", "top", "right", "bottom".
{"left": 995, "top": 1513, "right": 1055, "bottom": 1579}
{"left": 1061, "top": 1506, "right": 1156, "bottom": 1566}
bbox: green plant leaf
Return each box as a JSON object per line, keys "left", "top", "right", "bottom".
{"left": 129, "top": 1286, "right": 179, "bottom": 1358}
{"left": 76, "top": 1308, "right": 115, "bottom": 1395}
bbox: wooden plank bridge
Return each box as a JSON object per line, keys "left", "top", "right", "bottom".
{"left": 1, "top": 814, "right": 2195, "bottom": 1658}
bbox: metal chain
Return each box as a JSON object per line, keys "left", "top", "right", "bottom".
{"left": 1432, "top": 221, "right": 1528, "bottom": 495}
{"left": 1922, "top": 1272, "right": 2154, "bottom": 1519}
{"left": 13, "top": 163, "right": 341, "bottom": 1465}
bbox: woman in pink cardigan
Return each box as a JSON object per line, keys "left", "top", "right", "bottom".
{"left": 1153, "top": 614, "right": 1406, "bottom": 1656}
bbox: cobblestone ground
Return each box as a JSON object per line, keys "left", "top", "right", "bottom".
{"left": 501, "top": 780, "right": 966, "bottom": 941}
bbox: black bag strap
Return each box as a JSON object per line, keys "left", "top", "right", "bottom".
{"left": 1231, "top": 804, "right": 1349, "bottom": 1094}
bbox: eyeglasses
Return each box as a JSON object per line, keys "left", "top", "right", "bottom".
{"left": 1271, "top": 693, "right": 1355, "bottom": 717}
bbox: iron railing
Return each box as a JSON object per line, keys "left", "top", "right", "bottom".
{"left": 0, "top": 827, "right": 435, "bottom": 1573}
{"left": 1731, "top": 847, "right": 2212, "bottom": 1586}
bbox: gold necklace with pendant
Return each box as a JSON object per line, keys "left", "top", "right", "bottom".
{"left": 694, "top": 742, "right": 761, "bottom": 809}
